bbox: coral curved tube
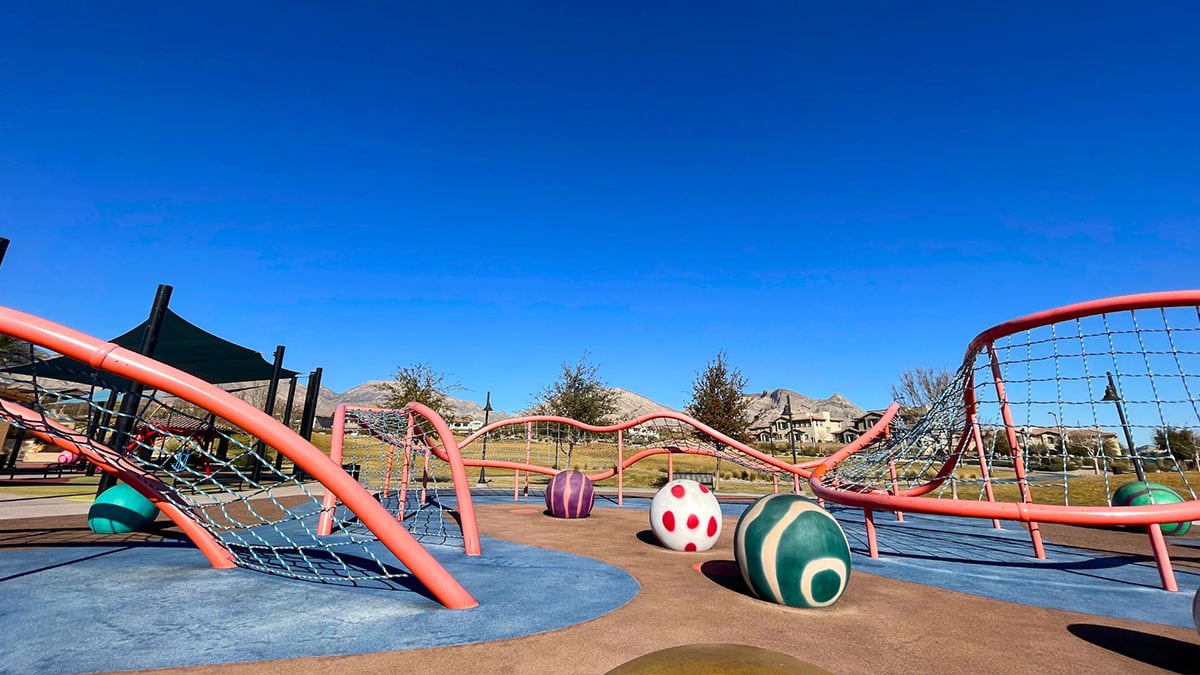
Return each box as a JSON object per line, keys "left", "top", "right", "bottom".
{"left": 0, "top": 307, "right": 477, "bottom": 609}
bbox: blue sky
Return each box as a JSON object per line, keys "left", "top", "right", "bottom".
{"left": 2, "top": 2, "right": 1197, "bottom": 413}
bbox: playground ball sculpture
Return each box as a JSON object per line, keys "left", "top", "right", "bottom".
{"left": 1194, "top": 585, "right": 1200, "bottom": 637}
{"left": 734, "top": 493, "right": 852, "bottom": 609}
{"left": 545, "top": 470, "right": 595, "bottom": 519}
{"left": 649, "top": 478, "right": 722, "bottom": 552}
{"left": 1111, "top": 481, "right": 1191, "bottom": 536}
{"left": 88, "top": 483, "right": 160, "bottom": 534}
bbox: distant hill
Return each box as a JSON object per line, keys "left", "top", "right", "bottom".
{"left": 227, "top": 380, "right": 866, "bottom": 429}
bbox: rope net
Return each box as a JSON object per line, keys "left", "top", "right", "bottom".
{"left": 823, "top": 296, "right": 1200, "bottom": 515}
{"left": 0, "top": 336, "right": 439, "bottom": 591}
{"left": 457, "top": 412, "right": 791, "bottom": 490}
{"left": 326, "top": 407, "right": 468, "bottom": 549}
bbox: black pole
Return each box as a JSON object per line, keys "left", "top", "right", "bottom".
{"left": 4, "top": 426, "right": 24, "bottom": 477}
{"left": 274, "top": 376, "right": 298, "bottom": 470}
{"left": 476, "top": 392, "right": 492, "bottom": 486}
{"left": 293, "top": 368, "right": 322, "bottom": 478}
{"left": 253, "top": 345, "right": 285, "bottom": 482}
{"left": 97, "top": 284, "right": 173, "bottom": 494}
{"left": 785, "top": 395, "right": 796, "bottom": 464}
{"left": 0, "top": 237, "right": 9, "bottom": 270}
{"left": 1103, "top": 371, "right": 1147, "bottom": 483}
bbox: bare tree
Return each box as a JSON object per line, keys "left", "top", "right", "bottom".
{"left": 890, "top": 366, "right": 954, "bottom": 422}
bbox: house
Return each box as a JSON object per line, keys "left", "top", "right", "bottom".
{"left": 752, "top": 411, "right": 846, "bottom": 445}
{"left": 835, "top": 409, "right": 889, "bottom": 444}
{"left": 449, "top": 419, "right": 484, "bottom": 435}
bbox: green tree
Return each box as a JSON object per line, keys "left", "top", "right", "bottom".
{"left": 1154, "top": 426, "right": 1198, "bottom": 465}
{"left": 383, "top": 363, "right": 461, "bottom": 420}
{"left": 531, "top": 352, "right": 619, "bottom": 468}
{"left": 685, "top": 350, "right": 752, "bottom": 444}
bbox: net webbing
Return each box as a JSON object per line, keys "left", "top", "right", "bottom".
{"left": 823, "top": 303, "right": 1200, "bottom": 512}
{"left": 0, "top": 339, "right": 422, "bottom": 590}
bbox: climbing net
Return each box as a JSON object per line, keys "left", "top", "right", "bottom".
{"left": 321, "top": 405, "right": 476, "bottom": 551}
{"left": 457, "top": 412, "right": 792, "bottom": 491}
{"left": 822, "top": 293, "right": 1200, "bottom": 512}
{"left": 0, "top": 330, "right": 459, "bottom": 594}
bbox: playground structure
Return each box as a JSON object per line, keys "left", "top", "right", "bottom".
{"left": 0, "top": 307, "right": 477, "bottom": 609}
{"left": 3, "top": 289, "right": 1200, "bottom": 611}
{"left": 810, "top": 290, "right": 1200, "bottom": 591}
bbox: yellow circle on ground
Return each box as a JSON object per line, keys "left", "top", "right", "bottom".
{"left": 605, "top": 643, "right": 831, "bottom": 675}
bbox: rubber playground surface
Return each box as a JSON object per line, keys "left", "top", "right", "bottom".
{"left": 2, "top": 488, "right": 1199, "bottom": 674}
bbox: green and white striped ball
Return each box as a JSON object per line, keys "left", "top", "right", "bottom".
{"left": 1111, "top": 481, "right": 1191, "bottom": 537}
{"left": 734, "top": 494, "right": 851, "bottom": 609}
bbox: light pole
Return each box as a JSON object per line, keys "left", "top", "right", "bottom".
{"left": 784, "top": 395, "right": 796, "bottom": 464}
{"left": 476, "top": 392, "right": 492, "bottom": 487}
{"left": 1101, "top": 371, "right": 1146, "bottom": 482}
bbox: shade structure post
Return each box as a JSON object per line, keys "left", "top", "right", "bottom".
{"left": 97, "top": 284, "right": 173, "bottom": 495}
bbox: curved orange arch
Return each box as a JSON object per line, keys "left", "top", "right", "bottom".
{"left": 0, "top": 307, "right": 477, "bottom": 609}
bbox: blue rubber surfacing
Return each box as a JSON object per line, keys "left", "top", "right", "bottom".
{"left": 0, "top": 534, "right": 639, "bottom": 675}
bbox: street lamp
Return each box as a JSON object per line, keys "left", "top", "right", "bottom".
{"left": 784, "top": 395, "right": 796, "bottom": 465}
{"left": 1101, "top": 371, "right": 1146, "bottom": 482}
{"left": 476, "top": 392, "right": 492, "bottom": 487}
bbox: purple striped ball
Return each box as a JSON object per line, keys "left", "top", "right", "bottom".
{"left": 545, "top": 470, "right": 595, "bottom": 519}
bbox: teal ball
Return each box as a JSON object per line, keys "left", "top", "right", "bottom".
{"left": 1111, "top": 481, "right": 1191, "bottom": 536}
{"left": 88, "top": 484, "right": 159, "bottom": 534}
{"left": 734, "top": 494, "right": 851, "bottom": 608}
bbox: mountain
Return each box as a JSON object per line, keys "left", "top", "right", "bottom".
{"left": 229, "top": 379, "right": 864, "bottom": 429}
{"left": 609, "top": 387, "right": 677, "bottom": 419}
{"left": 742, "top": 388, "right": 866, "bottom": 426}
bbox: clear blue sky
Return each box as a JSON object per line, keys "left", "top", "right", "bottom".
{"left": 2, "top": 2, "right": 1197, "bottom": 413}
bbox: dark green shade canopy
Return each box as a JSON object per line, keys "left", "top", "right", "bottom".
{"left": 3, "top": 309, "right": 297, "bottom": 388}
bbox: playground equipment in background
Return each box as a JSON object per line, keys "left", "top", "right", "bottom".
{"left": 810, "top": 290, "right": 1200, "bottom": 591}
{"left": 0, "top": 307, "right": 476, "bottom": 609}
{"left": 318, "top": 405, "right": 481, "bottom": 554}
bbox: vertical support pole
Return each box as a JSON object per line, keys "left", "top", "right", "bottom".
{"left": 97, "top": 283, "right": 173, "bottom": 495}
{"left": 987, "top": 343, "right": 1046, "bottom": 559}
{"left": 1147, "top": 523, "right": 1179, "bottom": 591}
{"left": 667, "top": 451, "right": 674, "bottom": 482}
{"left": 617, "top": 429, "right": 624, "bottom": 506}
{"left": 0, "top": 237, "right": 9, "bottom": 269}
{"left": 888, "top": 461, "right": 905, "bottom": 522}
{"left": 524, "top": 422, "right": 532, "bottom": 497}
{"left": 792, "top": 473, "right": 800, "bottom": 495}
{"left": 398, "top": 410, "right": 414, "bottom": 521}
{"left": 274, "top": 376, "right": 298, "bottom": 470}
{"left": 970, "top": 419, "right": 1003, "bottom": 528}
{"left": 4, "top": 427, "right": 25, "bottom": 476}
{"left": 864, "top": 509, "right": 878, "bottom": 558}
{"left": 772, "top": 473, "right": 779, "bottom": 494}
{"left": 293, "top": 368, "right": 323, "bottom": 479}
{"left": 253, "top": 345, "right": 285, "bottom": 482}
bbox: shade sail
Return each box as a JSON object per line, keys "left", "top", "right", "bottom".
{"left": 2, "top": 308, "right": 298, "bottom": 388}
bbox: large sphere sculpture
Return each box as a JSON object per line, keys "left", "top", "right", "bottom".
{"left": 1194, "top": 585, "right": 1200, "bottom": 638}
{"left": 545, "top": 470, "right": 595, "bottom": 519}
{"left": 88, "top": 483, "right": 159, "bottom": 534}
{"left": 649, "top": 479, "right": 722, "bottom": 552}
{"left": 734, "top": 493, "right": 851, "bottom": 608}
{"left": 1111, "top": 481, "right": 1191, "bottom": 536}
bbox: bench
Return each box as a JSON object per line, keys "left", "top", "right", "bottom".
{"left": 672, "top": 471, "right": 715, "bottom": 488}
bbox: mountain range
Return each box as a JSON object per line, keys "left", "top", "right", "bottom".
{"left": 238, "top": 379, "right": 868, "bottom": 428}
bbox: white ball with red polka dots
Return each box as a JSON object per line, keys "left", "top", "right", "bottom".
{"left": 649, "top": 479, "right": 722, "bottom": 552}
